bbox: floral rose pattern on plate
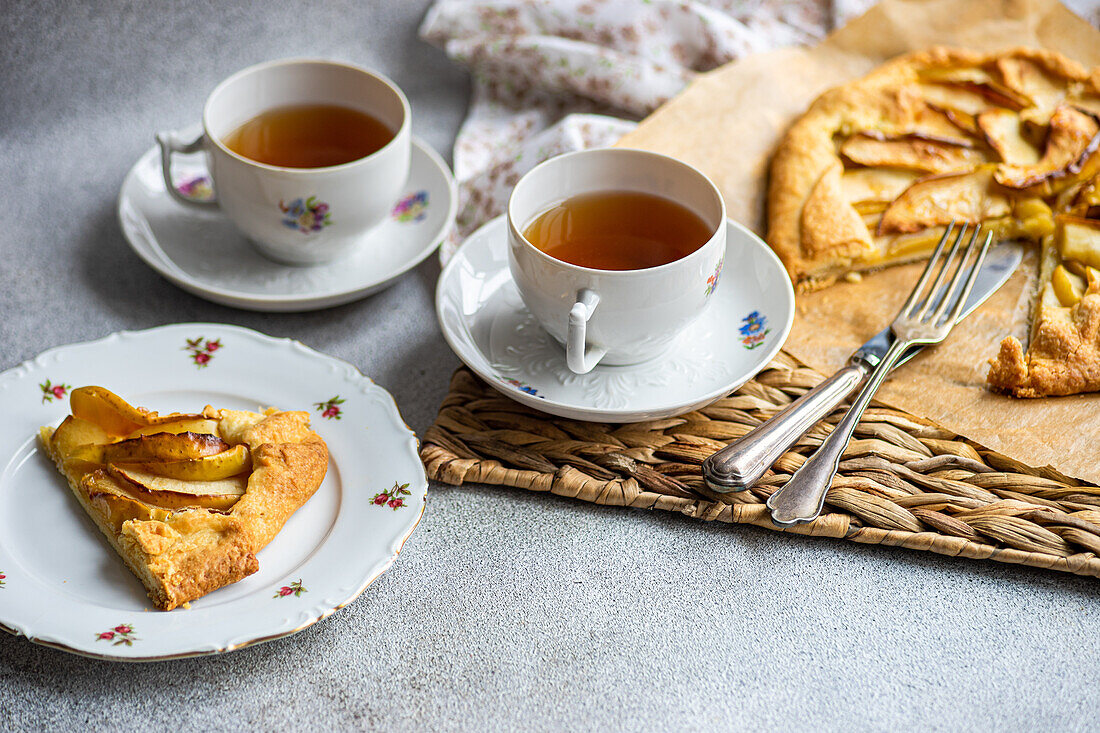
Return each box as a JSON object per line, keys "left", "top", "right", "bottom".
{"left": 705, "top": 257, "right": 723, "bottom": 297}
{"left": 0, "top": 571, "right": 6, "bottom": 588}
{"left": 184, "top": 337, "right": 222, "bottom": 367}
{"left": 280, "top": 196, "right": 332, "bottom": 233}
{"left": 497, "top": 375, "right": 543, "bottom": 398}
{"left": 392, "top": 191, "right": 429, "bottom": 223}
{"left": 373, "top": 481, "right": 411, "bottom": 510}
{"left": 274, "top": 579, "right": 307, "bottom": 598}
{"left": 177, "top": 175, "right": 214, "bottom": 202}
{"left": 314, "top": 396, "right": 345, "bottom": 419}
{"left": 97, "top": 624, "right": 138, "bottom": 646}
{"left": 39, "top": 379, "right": 70, "bottom": 404}
{"left": 740, "top": 311, "right": 770, "bottom": 350}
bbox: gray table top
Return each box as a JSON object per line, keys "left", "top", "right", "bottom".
{"left": 2, "top": 2, "right": 1097, "bottom": 730}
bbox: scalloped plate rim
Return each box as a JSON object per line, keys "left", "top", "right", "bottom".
{"left": 0, "top": 323, "right": 427, "bottom": 661}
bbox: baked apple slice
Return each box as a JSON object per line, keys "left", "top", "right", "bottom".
{"left": 841, "top": 167, "right": 919, "bottom": 209}
{"left": 840, "top": 132, "right": 984, "bottom": 173}
{"left": 68, "top": 432, "right": 230, "bottom": 464}
{"left": 1057, "top": 215, "right": 1100, "bottom": 268}
{"left": 108, "top": 466, "right": 247, "bottom": 511}
{"left": 917, "top": 66, "right": 1033, "bottom": 110}
{"left": 994, "top": 105, "right": 1100, "bottom": 194}
{"left": 878, "top": 166, "right": 1010, "bottom": 235}
{"left": 977, "top": 108, "right": 1041, "bottom": 165}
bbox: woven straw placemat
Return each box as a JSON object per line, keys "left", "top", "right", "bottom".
{"left": 421, "top": 354, "right": 1100, "bottom": 578}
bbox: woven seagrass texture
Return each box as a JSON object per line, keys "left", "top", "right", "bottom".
{"left": 421, "top": 354, "right": 1100, "bottom": 578}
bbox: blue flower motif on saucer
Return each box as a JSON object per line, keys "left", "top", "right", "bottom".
{"left": 739, "top": 310, "right": 770, "bottom": 350}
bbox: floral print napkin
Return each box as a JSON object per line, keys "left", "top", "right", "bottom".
{"left": 420, "top": 0, "right": 1100, "bottom": 261}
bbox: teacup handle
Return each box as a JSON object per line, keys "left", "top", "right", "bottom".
{"left": 566, "top": 289, "right": 607, "bottom": 374}
{"left": 156, "top": 130, "right": 218, "bottom": 209}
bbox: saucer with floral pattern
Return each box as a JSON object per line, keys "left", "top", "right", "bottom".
{"left": 436, "top": 216, "right": 795, "bottom": 423}
{"left": 118, "top": 126, "right": 456, "bottom": 312}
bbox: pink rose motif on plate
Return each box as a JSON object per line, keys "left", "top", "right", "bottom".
{"left": 183, "top": 337, "right": 222, "bottom": 368}
{"left": 392, "top": 191, "right": 429, "bottom": 223}
{"left": 372, "top": 481, "right": 412, "bottom": 510}
{"left": 274, "top": 579, "right": 306, "bottom": 598}
{"left": 280, "top": 196, "right": 332, "bottom": 233}
{"left": 0, "top": 571, "right": 6, "bottom": 588}
{"left": 314, "top": 396, "right": 345, "bottom": 420}
{"left": 96, "top": 623, "right": 138, "bottom": 646}
{"left": 39, "top": 379, "right": 71, "bottom": 404}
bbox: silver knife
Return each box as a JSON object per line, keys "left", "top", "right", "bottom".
{"left": 702, "top": 241, "right": 1024, "bottom": 493}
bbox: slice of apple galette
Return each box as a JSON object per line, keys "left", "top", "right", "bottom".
{"left": 768, "top": 46, "right": 1100, "bottom": 396}
{"left": 39, "top": 386, "right": 328, "bottom": 610}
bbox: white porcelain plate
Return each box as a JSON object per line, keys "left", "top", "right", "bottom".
{"left": 118, "top": 126, "right": 457, "bottom": 312}
{"left": 437, "top": 216, "right": 795, "bottom": 422}
{"left": 0, "top": 323, "right": 426, "bottom": 660}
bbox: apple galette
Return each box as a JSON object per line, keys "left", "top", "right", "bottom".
{"left": 39, "top": 386, "right": 328, "bottom": 610}
{"left": 768, "top": 46, "right": 1100, "bottom": 397}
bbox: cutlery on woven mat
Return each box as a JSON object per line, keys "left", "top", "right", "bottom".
{"left": 703, "top": 230, "right": 1022, "bottom": 495}
{"left": 761, "top": 223, "right": 993, "bottom": 527}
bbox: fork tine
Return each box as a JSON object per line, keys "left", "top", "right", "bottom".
{"left": 943, "top": 229, "right": 994, "bottom": 326}
{"left": 930, "top": 224, "right": 982, "bottom": 323}
{"left": 899, "top": 222, "right": 956, "bottom": 318}
{"left": 915, "top": 222, "right": 968, "bottom": 320}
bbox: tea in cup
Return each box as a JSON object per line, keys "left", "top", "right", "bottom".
{"left": 157, "top": 58, "right": 411, "bottom": 265}
{"left": 507, "top": 148, "right": 727, "bottom": 374}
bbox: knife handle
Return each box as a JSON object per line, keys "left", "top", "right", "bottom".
{"left": 702, "top": 360, "right": 869, "bottom": 492}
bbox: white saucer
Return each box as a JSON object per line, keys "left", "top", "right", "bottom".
{"left": 436, "top": 216, "right": 795, "bottom": 423}
{"left": 118, "top": 126, "right": 457, "bottom": 312}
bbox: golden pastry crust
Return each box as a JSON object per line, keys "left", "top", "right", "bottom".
{"left": 988, "top": 289, "right": 1100, "bottom": 396}
{"left": 769, "top": 46, "right": 1100, "bottom": 397}
{"left": 207, "top": 407, "right": 329, "bottom": 552}
{"left": 40, "top": 396, "right": 328, "bottom": 610}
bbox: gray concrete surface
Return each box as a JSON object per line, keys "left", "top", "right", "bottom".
{"left": 1, "top": 2, "right": 1098, "bottom": 730}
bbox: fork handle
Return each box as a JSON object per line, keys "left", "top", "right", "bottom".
{"left": 766, "top": 338, "right": 910, "bottom": 527}
{"left": 702, "top": 361, "right": 870, "bottom": 492}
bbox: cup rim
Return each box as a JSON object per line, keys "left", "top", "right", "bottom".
{"left": 506, "top": 148, "right": 727, "bottom": 276}
{"left": 201, "top": 57, "right": 411, "bottom": 175}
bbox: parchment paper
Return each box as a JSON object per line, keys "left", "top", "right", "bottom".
{"left": 618, "top": 0, "right": 1100, "bottom": 484}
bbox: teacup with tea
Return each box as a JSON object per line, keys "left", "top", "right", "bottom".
{"left": 157, "top": 58, "right": 410, "bottom": 265}
{"left": 507, "top": 148, "right": 727, "bottom": 374}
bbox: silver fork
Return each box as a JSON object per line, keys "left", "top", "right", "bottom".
{"left": 766, "top": 223, "right": 993, "bottom": 527}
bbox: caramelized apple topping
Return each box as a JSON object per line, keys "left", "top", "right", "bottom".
{"left": 840, "top": 132, "right": 984, "bottom": 173}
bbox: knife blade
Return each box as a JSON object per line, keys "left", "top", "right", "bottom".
{"left": 702, "top": 241, "right": 1024, "bottom": 492}
{"left": 850, "top": 240, "right": 1024, "bottom": 369}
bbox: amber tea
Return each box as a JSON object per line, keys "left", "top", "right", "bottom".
{"left": 222, "top": 103, "right": 393, "bottom": 168}
{"left": 522, "top": 191, "right": 712, "bottom": 271}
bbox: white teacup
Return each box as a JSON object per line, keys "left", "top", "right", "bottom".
{"left": 507, "top": 148, "right": 727, "bottom": 374}
{"left": 157, "top": 58, "right": 411, "bottom": 265}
